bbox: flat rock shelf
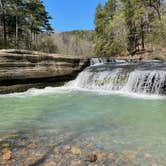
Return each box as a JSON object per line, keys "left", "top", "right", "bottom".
{"left": 0, "top": 50, "right": 90, "bottom": 94}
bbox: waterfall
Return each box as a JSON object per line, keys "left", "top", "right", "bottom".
{"left": 90, "top": 58, "right": 128, "bottom": 66}
{"left": 90, "top": 58, "right": 108, "bottom": 65}
{"left": 67, "top": 62, "right": 166, "bottom": 95}
{"left": 90, "top": 58, "right": 117, "bottom": 66}
{"left": 68, "top": 68, "right": 129, "bottom": 91}
{"left": 125, "top": 70, "right": 166, "bottom": 94}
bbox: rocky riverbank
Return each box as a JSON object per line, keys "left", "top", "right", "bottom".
{"left": 0, "top": 50, "right": 90, "bottom": 94}
{"left": 0, "top": 131, "right": 164, "bottom": 166}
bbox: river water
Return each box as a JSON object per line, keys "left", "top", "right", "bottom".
{"left": 0, "top": 61, "right": 166, "bottom": 165}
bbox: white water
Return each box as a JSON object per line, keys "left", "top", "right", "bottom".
{"left": 67, "top": 68, "right": 128, "bottom": 91}
{"left": 90, "top": 58, "right": 107, "bottom": 65}
{"left": 125, "top": 70, "right": 166, "bottom": 94}
{"left": 66, "top": 63, "right": 166, "bottom": 97}
{"left": 90, "top": 58, "right": 127, "bottom": 66}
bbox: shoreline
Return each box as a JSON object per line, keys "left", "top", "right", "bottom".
{"left": 0, "top": 129, "right": 163, "bottom": 166}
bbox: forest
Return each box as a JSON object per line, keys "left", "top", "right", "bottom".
{"left": 0, "top": 0, "right": 166, "bottom": 58}
{"left": 94, "top": 0, "right": 166, "bottom": 57}
{"left": 0, "top": 0, "right": 57, "bottom": 52}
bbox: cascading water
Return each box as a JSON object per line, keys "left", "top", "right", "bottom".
{"left": 67, "top": 61, "right": 166, "bottom": 95}
{"left": 68, "top": 68, "right": 129, "bottom": 91}
{"left": 90, "top": 58, "right": 128, "bottom": 66}
{"left": 125, "top": 70, "right": 166, "bottom": 94}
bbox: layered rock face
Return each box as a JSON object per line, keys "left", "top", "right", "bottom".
{"left": 0, "top": 50, "right": 90, "bottom": 94}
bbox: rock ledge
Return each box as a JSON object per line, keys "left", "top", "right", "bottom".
{"left": 0, "top": 50, "right": 90, "bottom": 94}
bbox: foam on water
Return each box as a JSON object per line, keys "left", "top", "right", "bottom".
{"left": 1, "top": 85, "right": 165, "bottom": 100}
{"left": 124, "top": 70, "right": 166, "bottom": 94}
{"left": 0, "top": 86, "right": 72, "bottom": 98}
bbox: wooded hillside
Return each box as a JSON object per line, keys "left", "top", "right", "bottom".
{"left": 52, "top": 30, "right": 94, "bottom": 57}
{"left": 94, "top": 0, "right": 166, "bottom": 57}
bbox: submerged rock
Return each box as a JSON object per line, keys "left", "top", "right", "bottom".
{"left": 27, "top": 143, "right": 37, "bottom": 149}
{"left": 43, "top": 161, "right": 56, "bottom": 166}
{"left": 2, "top": 149, "right": 12, "bottom": 160}
{"left": 1, "top": 142, "right": 10, "bottom": 148}
{"left": 71, "top": 147, "right": 81, "bottom": 155}
{"left": 122, "top": 151, "right": 137, "bottom": 160}
{"left": 85, "top": 152, "right": 98, "bottom": 162}
{"left": 70, "top": 159, "right": 82, "bottom": 166}
{"left": 63, "top": 145, "right": 71, "bottom": 151}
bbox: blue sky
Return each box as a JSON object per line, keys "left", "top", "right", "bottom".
{"left": 42, "top": 0, "right": 107, "bottom": 32}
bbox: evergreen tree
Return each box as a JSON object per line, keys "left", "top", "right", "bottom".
{"left": 94, "top": 0, "right": 165, "bottom": 57}
{"left": 0, "top": 0, "right": 53, "bottom": 50}
{"left": 94, "top": 0, "right": 118, "bottom": 56}
{"left": 94, "top": 3, "right": 107, "bottom": 56}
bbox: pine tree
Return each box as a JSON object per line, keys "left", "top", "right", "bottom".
{"left": 94, "top": 1, "right": 118, "bottom": 56}
{"left": 94, "top": 3, "right": 107, "bottom": 56}
{"left": 0, "top": 0, "right": 53, "bottom": 50}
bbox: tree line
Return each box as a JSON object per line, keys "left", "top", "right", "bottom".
{"left": 94, "top": 0, "right": 166, "bottom": 57}
{"left": 1, "top": 0, "right": 165, "bottom": 57}
{"left": 0, "top": 0, "right": 56, "bottom": 51}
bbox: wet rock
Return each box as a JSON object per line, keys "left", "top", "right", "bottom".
{"left": 113, "top": 140, "right": 119, "bottom": 144}
{"left": 108, "top": 152, "right": 114, "bottom": 160}
{"left": 27, "top": 143, "right": 37, "bottom": 149}
{"left": 1, "top": 142, "right": 10, "bottom": 148}
{"left": 53, "top": 154, "right": 62, "bottom": 163}
{"left": 17, "top": 149, "right": 28, "bottom": 156}
{"left": 2, "top": 149, "right": 12, "bottom": 160}
{"left": 71, "top": 147, "right": 81, "bottom": 155}
{"left": 43, "top": 161, "right": 56, "bottom": 166}
{"left": 85, "top": 152, "right": 97, "bottom": 162}
{"left": 64, "top": 145, "right": 71, "bottom": 151}
{"left": 70, "top": 159, "right": 81, "bottom": 166}
{"left": 24, "top": 157, "right": 35, "bottom": 165}
{"left": 97, "top": 152, "right": 106, "bottom": 161}
{"left": 122, "top": 151, "right": 136, "bottom": 160}
{"left": 145, "top": 153, "right": 152, "bottom": 159}
{"left": 108, "top": 152, "right": 117, "bottom": 163}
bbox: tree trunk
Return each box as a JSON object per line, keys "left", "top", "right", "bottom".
{"left": 149, "top": 0, "right": 161, "bottom": 20}
{"left": 15, "top": 15, "right": 18, "bottom": 48}
{"left": 1, "top": 0, "right": 7, "bottom": 48}
{"left": 141, "top": 18, "right": 145, "bottom": 51}
{"left": 15, "top": 0, "right": 18, "bottom": 48}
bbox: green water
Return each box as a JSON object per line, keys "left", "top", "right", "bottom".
{"left": 0, "top": 89, "right": 166, "bottom": 163}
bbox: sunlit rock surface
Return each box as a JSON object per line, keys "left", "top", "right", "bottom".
{"left": 0, "top": 50, "right": 90, "bottom": 94}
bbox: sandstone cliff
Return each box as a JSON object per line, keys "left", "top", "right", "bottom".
{"left": 0, "top": 50, "right": 90, "bottom": 94}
